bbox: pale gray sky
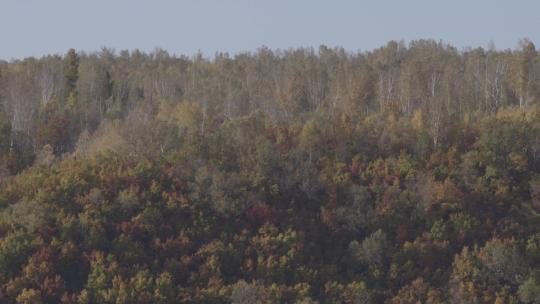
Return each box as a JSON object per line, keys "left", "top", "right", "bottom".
{"left": 1, "top": 0, "right": 539, "bottom": 59}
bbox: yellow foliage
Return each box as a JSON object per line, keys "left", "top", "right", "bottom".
{"left": 411, "top": 109, "right": 424, "bottom": 130}
{"left": 16, "top": 288, "right": 43, "bottom": 304}
{"left": 157, "top": 100, "right": 203, "bottom": 134}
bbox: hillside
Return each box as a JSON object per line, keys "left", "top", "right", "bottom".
{"left": 0, "top": 41, "right": 540, "bottom": 303}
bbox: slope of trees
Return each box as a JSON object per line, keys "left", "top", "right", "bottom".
{"left": 0, "top": 40, "right": 539, "bottom": 303}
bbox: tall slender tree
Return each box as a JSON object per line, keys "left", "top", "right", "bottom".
{"left": 63, "top": 48, "right": 79, "bottom": 100}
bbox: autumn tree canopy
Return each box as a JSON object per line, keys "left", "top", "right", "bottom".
{"left": 0, "top": 41, "right": 539, "bottom": 303}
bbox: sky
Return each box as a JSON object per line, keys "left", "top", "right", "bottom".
{"left": 1, "top": 0, "right": 540, "bottom": 60}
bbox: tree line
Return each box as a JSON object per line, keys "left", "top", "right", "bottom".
{"left": 0, "top": 39, "right": 539, "bottom": 172}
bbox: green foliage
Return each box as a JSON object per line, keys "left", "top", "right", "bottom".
{"left": 518, "top": 272, "right": 540, "bottom": 304}
{"left": 350, "top": 229, "right": 389, "bottom": 268}
{"left": 0, "top": 230, "right": 38, "bottom": 278}
{"left": 1, "top": 200, "right": 52, "bottom": 232}
{"left": 63, "top": 48, "right": 79, "bottom": 96}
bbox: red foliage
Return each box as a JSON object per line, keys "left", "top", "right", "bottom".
{"left": 245, "top": 202, "right": 275, "bottom": 226}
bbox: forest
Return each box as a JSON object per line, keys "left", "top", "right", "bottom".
{"left": 0, "top": 39, "right": 540, "bottom": 303}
